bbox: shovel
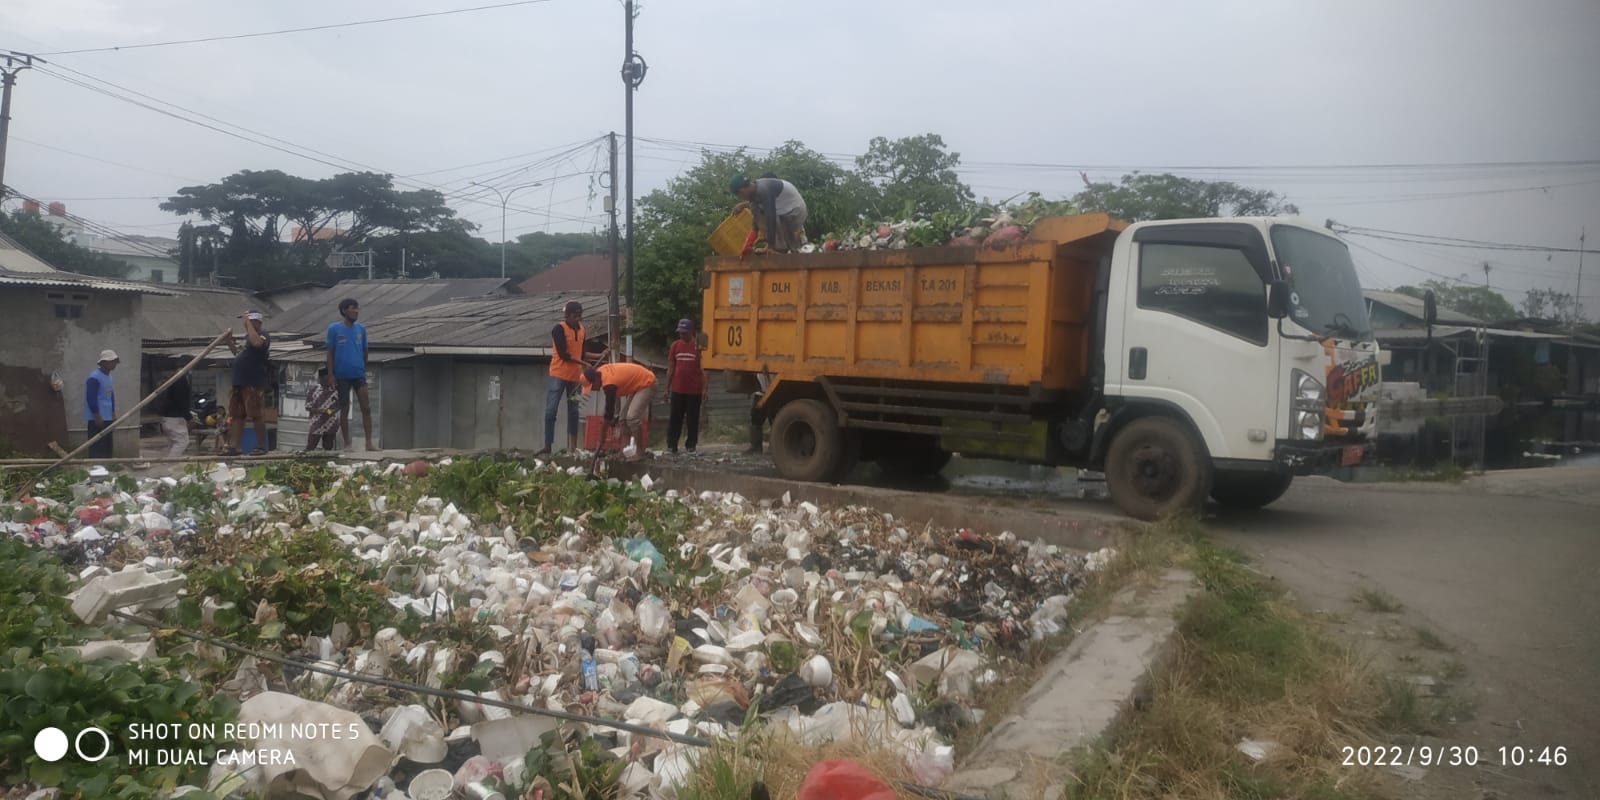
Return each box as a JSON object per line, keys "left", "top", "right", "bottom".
{"left": 589, "top": 419, "right": 617, "bottom": 478}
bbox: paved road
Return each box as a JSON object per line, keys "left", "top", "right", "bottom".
{"left": 1206, "top": 467, "right": 1600, "bottom": 797}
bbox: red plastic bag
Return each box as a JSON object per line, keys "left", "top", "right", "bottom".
{"left": 795, "top": 760, "right": 895, "bottom": 800}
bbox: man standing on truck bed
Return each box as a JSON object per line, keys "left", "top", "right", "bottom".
{"left": 731, "top": 174, "right": 807, "bottom": 254}
{"left": 582, "top": 361, "right": 656, "bottom": 460}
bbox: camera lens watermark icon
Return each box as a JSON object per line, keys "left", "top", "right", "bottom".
{"left": 34, "top": 727, "right": 112, "bottom": 762}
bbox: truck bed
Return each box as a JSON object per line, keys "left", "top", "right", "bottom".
{"left": 700, "top": 213, "right": 1127, "bottom": 392}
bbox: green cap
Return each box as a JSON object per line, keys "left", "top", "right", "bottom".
{"left": 729, "top": 174, "right": 749, "bottom": 195}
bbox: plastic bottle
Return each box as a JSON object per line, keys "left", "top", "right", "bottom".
{"left": 580, "top": 633, "right": 599, "bottom": 691}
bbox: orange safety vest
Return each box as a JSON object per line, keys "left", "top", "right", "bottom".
{"left": 550, "top": 322, "right": 586, "bottom": 382}
{"left": 585, "top": 362, "right": 656, "bottom": 396}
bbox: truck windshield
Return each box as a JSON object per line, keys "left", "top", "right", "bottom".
{"left": 1271, "top": 225, "right": 1373, "bottom": 340}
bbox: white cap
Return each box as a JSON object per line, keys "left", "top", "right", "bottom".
{"left": 98, "top": 349, "right": 120, "bottom": 363}
{"left": 245, "top": 310, "right": 265, "bottom": 321}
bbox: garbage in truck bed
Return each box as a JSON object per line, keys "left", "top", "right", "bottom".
{"left": 802, "top": 195, "right": 1076, "bottom": 253}
{"left": 1, "top": 457, "right": 1116, "bottom": 798}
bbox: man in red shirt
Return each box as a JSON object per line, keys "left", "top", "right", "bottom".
{"left": 665, "top": 319, "right": 708, "bottom": 454}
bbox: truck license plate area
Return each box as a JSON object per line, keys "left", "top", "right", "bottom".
{"left": 1341, "top": 445, "right": 1364, "bottom": 466}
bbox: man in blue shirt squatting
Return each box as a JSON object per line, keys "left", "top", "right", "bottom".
{"left": 84, "top": 349, "right": 120, "bottom": 459}
{"left": 326, "top": 297, "right": 373, "bottom": 451}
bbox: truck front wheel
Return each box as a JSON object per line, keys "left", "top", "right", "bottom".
{"left": 1210, "top": 471, "right": 1292, "bottom": 509}
{"left": 771, "top": 399, "right": 848, "bottom": 483}
{"left": 1104, "top": 416, "right": 1212, "bottom": 521}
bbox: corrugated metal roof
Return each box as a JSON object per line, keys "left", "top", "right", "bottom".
{"left": 1363, "top": 289, "right": 1484, "bottom": 325}
{"left": 1376, "top": 326, "right": 1575, "bottom": 342}
{"left": 144, "top": 339, "right": 317, "bottom": 361}
{"left": 269, "top": 278, "right": 511, "bottom": 333}
{"left": 274, "top": 349, "right": 417, "bottom": 365}
{"left": 142, "top": 285, "right": 276, "bottom": 342}
{"left": 0, "top": 231, "right": 181, "bottom": 295}
{"left": 515, "top": 254, "right": 614, "bottom": 295}
{"left": 362, "top": 292, "right": 611, "bottom": 349}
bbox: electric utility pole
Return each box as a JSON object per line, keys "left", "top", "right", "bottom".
{"left": 621, "top": 0, "right": 648, "bottom": 314}
{"left": 1578, "top": 228, "right": 1586, "bottom": 323}
{"left": 608, "top": 131, "right": 621, "bottom": 359}
{"left": 0, "top": 50, "right": 40, "bottom": 199}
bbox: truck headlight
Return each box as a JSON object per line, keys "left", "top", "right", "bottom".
{"left": 1292, "top": 369, "right": 1324, "bottom": 409}
{"left": 1297, "top": 411, "right": 1323, "bottom": 441}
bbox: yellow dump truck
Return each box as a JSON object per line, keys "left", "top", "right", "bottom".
{"left": 700, "top": 213, "right": 1388, "bottom": 519}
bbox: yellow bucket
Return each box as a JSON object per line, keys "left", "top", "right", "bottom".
{"left": 707, "top": 208, "right": 753, "bottom": 256}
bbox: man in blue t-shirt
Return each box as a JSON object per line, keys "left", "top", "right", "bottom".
{"left": 325, "top": 297, "right": 373, "bottom": 451}
{"left": 84, "top": 349, "right": 120, "bottom": 459}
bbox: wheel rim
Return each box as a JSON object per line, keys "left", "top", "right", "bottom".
{"left": 1128, "top": 441, "right": 1180, "bottom": 501}
{"left": 784, "top": 423, "right": 817, "bottom": 460}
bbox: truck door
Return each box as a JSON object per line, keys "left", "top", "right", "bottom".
{"left": 1107, "top": 222, "right": 1280, "bottom": 463}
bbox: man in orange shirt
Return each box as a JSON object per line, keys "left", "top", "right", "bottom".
{"left": 582, "top": 361, "right": 657, "bottom": 459}
{"left": 540, "top": 301, "right": 588, "bottom": 455}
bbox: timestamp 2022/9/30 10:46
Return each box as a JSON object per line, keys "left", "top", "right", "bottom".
{"left": 1343, "top": 745, "right": 1570, "bottom": 768}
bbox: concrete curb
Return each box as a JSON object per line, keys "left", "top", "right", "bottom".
{"left": 612, "top": 461, "right": 1124, "bottom": 553}
{"left": 944, "top": 567, "right": 1200, "bottom": 800}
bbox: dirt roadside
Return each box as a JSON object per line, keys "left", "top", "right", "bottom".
{"left": 1205, "top": 467, "right": 1600, "bottom": 798}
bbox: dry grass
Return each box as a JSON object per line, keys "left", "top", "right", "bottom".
{"left": 1354, "top": 588, "right": 1405, "bottom": 614}
{"left": 1414, "top": 627, "right": 1453, "bottom": 652}
{"left": 1063, "top": 526, "right": 1400, "bottom": 800}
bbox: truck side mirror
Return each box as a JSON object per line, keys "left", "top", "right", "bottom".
{"left": 1423, "top": 290, "right": 1438, "bottom": 327}
{"left": 1267, "top": 280, "right": 1290, "bottom": 319}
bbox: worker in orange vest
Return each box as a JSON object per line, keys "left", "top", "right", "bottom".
{"left": 540, "top": 300, "right": 588, "bottom": 454}
{"left": 583, "top": 361, "right": 657, "bottom": 460}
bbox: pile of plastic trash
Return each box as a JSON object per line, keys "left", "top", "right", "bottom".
{"left": 4, "top": 458, "right": 1114, "bottom": 799}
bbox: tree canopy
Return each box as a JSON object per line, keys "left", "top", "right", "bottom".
{"left": 160, "top": 169, "right": 605, "bottom": 289}
{"left": 161, "top": 170, "right": 466, "bottom": 287}
{"left": 1072, "top": 172, "right": 1299, "bottom": 222}
{"left": 1394, "top": 280, "right": 1517, "bottom": 323}
{"left": 1519, "top": 288, "right": 1583, "bottom": 326}
{"left": 856, "top": 133, "right": 973, "bottom": 218}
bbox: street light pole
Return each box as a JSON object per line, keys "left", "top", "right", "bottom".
{"left": 471, "top": 180, "right": 543, "bottom": 279}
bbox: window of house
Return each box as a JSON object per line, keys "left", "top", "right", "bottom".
{"left": 1137, "top": 243, "right": 1268, "bottom": 345}
{"left": 47, "top": 292, "right": 88, "bottom": 319}
{"left": 150, "top": 269, "right": 165, "bottom": 283}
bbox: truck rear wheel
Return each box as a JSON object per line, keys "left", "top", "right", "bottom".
{"left": 1104, "top": 416, "right": 1212, "bottom": 521}
{"left": 1210, "top": 471, "right": 1292, "bottom": 509}
{"left": 771, "top": 399, "right": 848, "bottom": 483}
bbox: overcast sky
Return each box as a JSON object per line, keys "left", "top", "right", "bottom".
{"left": 3, "top": 0, "right": 1597, "bottom": 316}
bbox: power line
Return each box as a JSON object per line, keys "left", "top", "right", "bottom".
{"left": 399, "top": 137, "right": 606, "bottom": 178}
{"left": 35, "top": 0, "right": 560, "bottom": 56}
{"left": 37, "top": 66, "right": 372, "bottom": 175}
{"left": 9, "top": 135, "right": 203, "bottom": 183}
{"left": 9, "top": 187, "right": 179, "bottom": 263}
{"left": 1345, "top": 238, "right": 1537, "bottom": 297}
{"left": 1334, "top": 224, "right": 1600, "bottom": 255}
{"left": 34, "top": 65, "right": 604, "bottom": 230}
{"left": 1301, "top": 177, "right": 1600, "bottom": 206}
{"left": 636, "top": 135, "right": 1600, "bottom": 175}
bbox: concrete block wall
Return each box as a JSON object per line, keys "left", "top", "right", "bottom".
{"left": 0, "top": 287, "right": 142, "bottom": 457}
